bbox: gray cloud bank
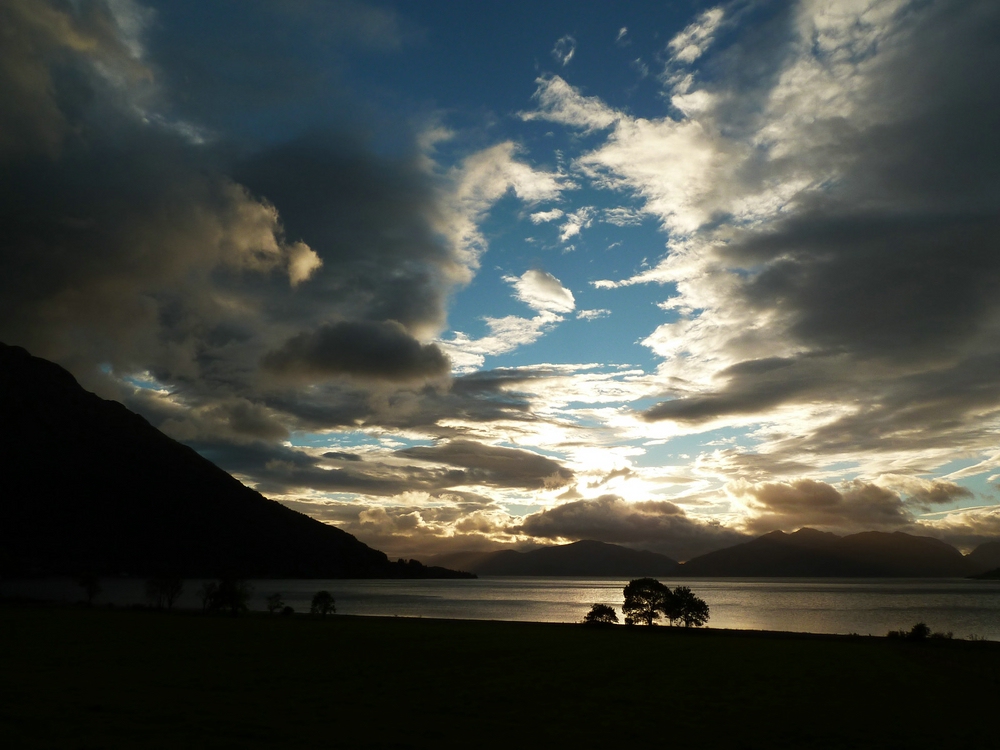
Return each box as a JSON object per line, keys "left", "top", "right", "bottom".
{"left": 0, "top": 0, "right": 465, "bottom": 416}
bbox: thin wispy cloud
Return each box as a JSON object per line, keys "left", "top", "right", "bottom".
{"left": 551, "top": 34, "right": 576, "bottom": 66}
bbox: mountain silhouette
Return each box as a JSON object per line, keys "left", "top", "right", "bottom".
{"left": 0, "top": 343, "right": 471, "bottom": 579}
{"left": 966, "top": 540, "right": 1000, "bottom": 575}
{"left": 679, "top": 528, "right": 972, "bottom": 577}
{"left": 428, "top": 540, "right": 680, "bottom": 576}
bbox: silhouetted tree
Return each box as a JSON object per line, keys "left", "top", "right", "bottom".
{"left": 206, "top": 578, "right": 252, "bottom": 617}
{"left": 311, "top": 590, "right": 336, "bottom": 617}
{"left": 198, "top": 581, "right": 219, "bottom": 613}
{"left": 74, "top": 573, "right": 100, "bottom": 606}
{"left": 583, "top": 603, "right": 619, "bottom": 625}
{"left": 623, "top": 578, "right": 671, "bottom": 626}
{"left": 281, "top": 605, "right": 295, "bottom": 616}
{"left": 145, "top": 576, "right": 183, "bottom": 609}
{"left": 266, "top": 592, "right": 285, "bottom": 614}
{"left": 670, "top": 586, "right": 710, "bottom": 627}
{"left": 908, "top": 622, "right": 931, "bottom": 641}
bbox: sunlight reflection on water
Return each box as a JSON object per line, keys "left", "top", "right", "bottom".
{"left": 5, "top": 576, "right": 1000, "bottom": 639}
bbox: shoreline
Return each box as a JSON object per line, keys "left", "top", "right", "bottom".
{"left": 4, "top": 596, "right": 997, "bottom": 645}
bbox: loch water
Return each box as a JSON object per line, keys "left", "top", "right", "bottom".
{"left": 4, "top": 576, "right": 1000, "bottom": 640}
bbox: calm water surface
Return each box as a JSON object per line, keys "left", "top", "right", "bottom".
{"left": 5, "top": 576, "right": 999, "bottom": 639}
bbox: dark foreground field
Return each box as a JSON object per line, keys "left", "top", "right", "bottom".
{"left": 2, "top": 604, "right": 997, "bottom": 749}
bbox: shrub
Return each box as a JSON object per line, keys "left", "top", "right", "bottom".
{"left": 311, "top": 590, "right": 336, "bottom": 617}
{"left": 583, "top": 603, "right": 619, "bottom": 625}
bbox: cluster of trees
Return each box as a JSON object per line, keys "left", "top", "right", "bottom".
{"left": 886, "top": 622, "right": 953, "bottom": 641}
{"left": 584, "top": 578, "right": 710, "bottom": 628}
{"left": 74, "top": 574, "right": 337, "bottom": 618}
{"left": 199, "top": 578, "right": 253, "bottom": 616}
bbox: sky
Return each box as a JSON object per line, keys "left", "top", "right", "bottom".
{"left": 2, "top": 0, "right": 1000, "bottom": 562}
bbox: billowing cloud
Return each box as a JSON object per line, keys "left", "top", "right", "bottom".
{"left": 518, "top": 494, "right": 748, "bottom": 561}
{"left": 732, "top": 479, "right": 913, "bottom": 535}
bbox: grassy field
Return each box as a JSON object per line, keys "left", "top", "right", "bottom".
{"left": 2, "top": 603, "right": 998, "bottom": 749}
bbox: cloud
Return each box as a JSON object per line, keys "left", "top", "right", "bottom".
{"left": 917, "top": 505, "right": 1000, "bottom": 553}
{"left": 398, "top": 439, "right": 574, "bottom": 490}
{"left": 668, "top": 7, "right": 724, "bottom": 64}
{"left": 530, "top": 208, "right": 564, "bottom": 224}
{"left": 438, "top": 312, "right": 566, "bottom": 372}
{"left": 518, "top": 494, "right": 748, "bottom": 561}
{"left": 559, "top": 207, "right": 595, "bottom": 242}
{"left": 877, "top": 474, "right": 974, "bottom": 510}
{"left": 602, "top": 207, "right": 643, "bottom": 226}
{"left": 283, "top": 495, "right": 519, "bottom": 559}
{"left": 731, "top": 479, "right": 913, "bottom": 535}
{"left": 521, "top": 76, "right": 618, "bottom": 132}
{"left": 505, "top": 269, "right": 575, "bottom": 314}
{"left": 261, "top": 320, "right": 451, "bottom": 383}
{"left": 551, "top": 35, "right": 576, "bottom": 66}
{"left": 439, "top": 271, "right": 576, "bottom": 371}
{"left": 557, "top": 0, "right": 1000, "bottom": 486}
{"left": 577, "top": 309, "right": 610, "bottom": 321}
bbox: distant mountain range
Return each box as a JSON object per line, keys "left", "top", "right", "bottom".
{"left": 678, "top": 528, "right": 974, "bottom": 577}
{"left": 429, "top": 540, "right": 681, "bottom": 577}
{"left": 432, "top": 529, "right": 1000, "bottom": 578}
{"left": 0, "top": 343, "right": 471, "bottom": 579}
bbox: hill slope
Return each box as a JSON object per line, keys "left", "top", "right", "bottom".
{"left": 429, "top": 540, "right": 680, "bottom": 576}
{"left": 679, "top": 528, "right": 971, "bottom": 577}
{"left": 0, "top": 343, "right": 471, "bottom": 579}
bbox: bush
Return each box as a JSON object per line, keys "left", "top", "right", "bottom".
{"left": 887, "top": 623, "right": 939, "bottom": 641}
{"left": 266, "top": 592, "right": 285, "bottom": 614}
{"left": 204, "top": 578, "right": 253, "bottom": 617}
{"left": 311, "top": 590, "right": 336, "bottom": 617}
{"left": 145, "top": 576, "right": 183, "bottom": 609}
{"left": 583, "top": 603, "right": 619, "bottom": 625}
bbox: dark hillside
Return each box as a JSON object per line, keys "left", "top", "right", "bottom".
{"left": 0, "top": 343, "right": 470, "bottom": 579}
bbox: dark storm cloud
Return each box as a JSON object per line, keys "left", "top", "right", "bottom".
{"left": 0, "top": 0, "right": 467, "bottom": 426}
{"left": 641, "top": 0, "right": 1000, "bottom": 463}
{"left": 262, "top": 320, "right": 450, "bottom": 383}
{"left": 146, "top": 0, "right": 407, "bottom": 137}
{"left": 0, "top": 0, "right": 148, "bottom": 159}
{"left": 397, "top": 440, "right": 574, "bottom": 490}
{"left": 234, "top": 134, "right": 468, "bottom": 336}
{"left": 518, "top": 494, "right": 747, "bottom": 561}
